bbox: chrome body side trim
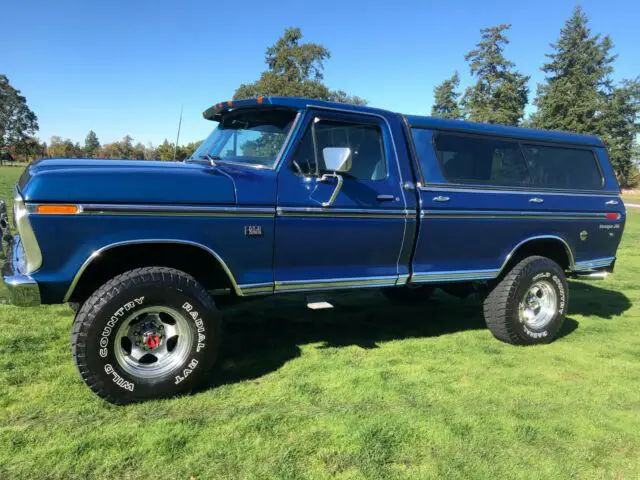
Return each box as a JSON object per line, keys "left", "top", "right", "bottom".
{"left": 276, "top": 206, "right": 413, "bottom": 219}
{"left": 421, "top": 210, "right": 611, "bottom": 221}
{"left": 410, "top": 269, "right": 499, "bottom": 284}
{"left": 573, "top": 257, "right": 616, "bottom": 272}
{"left": 410, "top": 235, "right": 576, "bottom": 284}
{"left": 419, "top": 185, "right": 621, "bottom": 198}
{"left": 63, "top": 239, "right": 242, "bottom": 302}
{"left": 274, "top": 275, "right": 398, "bottom": 293}
{"left": 500, "top": 235, "right": 576, "bottom": 273}
{"left": 28, "top": 204, "right": 275, "bottom": 218}
{"left": 238, "top": 282, "right": 274, "bottom": 295}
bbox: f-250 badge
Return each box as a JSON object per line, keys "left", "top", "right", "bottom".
{"left": 244, "top": 225, "right": 263, "bottom": 237}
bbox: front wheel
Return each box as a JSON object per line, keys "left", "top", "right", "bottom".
{"left": 71, "top": 267, "right": 221, "bottom": 404}
{"left": 483, "top": 256, "right": 568, "bottom": 345}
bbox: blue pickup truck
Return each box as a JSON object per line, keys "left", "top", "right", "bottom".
{"left": 1, "top": 97, "right": 625, "bottom": 403}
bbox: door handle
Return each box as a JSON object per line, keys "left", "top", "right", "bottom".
{"left": 529, "top": 197, "right": 544, "bottom": 204}
{"left": 432, "top": 196, "right": 450, "bottom": 202}
{"left": 376, "top": 194, "right": 396, "bottom": 202}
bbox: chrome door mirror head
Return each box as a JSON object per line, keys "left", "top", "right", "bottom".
{"left": 322, "top": 147, "right": 352, "bottom": 173}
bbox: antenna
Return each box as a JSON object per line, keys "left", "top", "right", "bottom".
{"left": 173, "top": 105, "right": 183, "bottom": 161}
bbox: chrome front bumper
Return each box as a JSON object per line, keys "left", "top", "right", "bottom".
{"left": 1, "top": 200, "right": 41, "bottom": 307}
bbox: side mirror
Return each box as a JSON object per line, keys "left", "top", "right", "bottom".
{"left": 322, "top": 147, "right": 352, "bottom": 173}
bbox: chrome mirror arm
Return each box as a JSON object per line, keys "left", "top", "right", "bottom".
{"left": 318, "top": 173, "right": 344, "bottom": 207}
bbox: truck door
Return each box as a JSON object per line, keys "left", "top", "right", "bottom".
{"left": 274, "top": 109, "right": 413, "bottom": 292}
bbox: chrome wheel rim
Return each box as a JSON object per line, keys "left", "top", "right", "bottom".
{"left": 114, "top": 306, "right": 192, "bottom": 379}
{"left": 518, "top": 280, "right": 558, "bottom": 330}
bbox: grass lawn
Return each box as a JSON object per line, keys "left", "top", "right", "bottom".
{"left": 1, "top": 166, "right": 639, "bottom": 479}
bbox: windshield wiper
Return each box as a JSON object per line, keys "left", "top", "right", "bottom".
{"left": 188, "top": 153, "right": 221, "bottom": 166}
{"left": 202, "top": 153, "right": 221, "bottom": 166}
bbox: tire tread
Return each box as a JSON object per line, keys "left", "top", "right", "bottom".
{"left": 71, "top": 267, "right": 216, "bottom": 404}
{"left": 483, "top": 256, "right": 565, "bottom": 345}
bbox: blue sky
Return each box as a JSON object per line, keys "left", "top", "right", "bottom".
{"left": 2, "top": 0, "right": 638, "bottom": 147}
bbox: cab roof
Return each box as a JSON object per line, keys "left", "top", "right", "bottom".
{"left": 203, "top": 97, "right": 604, "bottom": 147}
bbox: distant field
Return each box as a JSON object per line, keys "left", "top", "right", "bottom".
{"left": 1, "top": 166, "right": 639, "bottom": 479}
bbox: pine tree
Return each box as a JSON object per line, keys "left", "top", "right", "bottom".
{"left": 462, "top": 24, "right": 529, "bottom": 125}
{"left": 431, "top": 72, "right": 462, "bottom": 119}
{"left": 234, "top": 28, "right": 366, "bottom": 105}
{"left": 532, "top": 6, "right": 615, "bottom": 134}
{"left": 600, "top": 78, "right": 640, "bottom": 187}
{"left": 84, "top": 130, "right": 100, "bottom": 158}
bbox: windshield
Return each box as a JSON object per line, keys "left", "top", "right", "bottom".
{"left": 191, "top": 109, "right": 297, "bottom": 168}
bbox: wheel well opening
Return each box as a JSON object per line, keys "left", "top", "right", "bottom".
{"left": 503, "top": 239, "right": 572, "bottom": 274}
{"left": 68, "top": 243, "right": 234, "bottom": 305}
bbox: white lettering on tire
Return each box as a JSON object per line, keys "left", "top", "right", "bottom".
{"left": 523, "top": 326, "right": 548, "bottom": 338}
{"left": 174, "top": 358, "right": 199, "bottom": 385}
{"left": 104, "top": 363, "right": 135, "bottom": 392}
{"left": 551, "top": 275, "right": 566, "bottom": 314}
{"left": 182, "top": 302, "right": 206, "bottom": 352}
{"left": 533, "top": 272, "right": 550, "bottom": 281}
{"left": 99, "top": 297, "right": 145, "bottom": 358}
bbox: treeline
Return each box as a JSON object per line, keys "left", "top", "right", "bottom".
{"left": 431, "top": 7, "right": 639, "bottom": 187}
{"left": 4, "top": 133, "right": 200, "bottom": 163}
{"left": 44, "top": 132, "right": 201, "bottom": 161}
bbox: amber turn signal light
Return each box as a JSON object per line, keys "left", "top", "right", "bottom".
{"left": 35, "top": 205, "right": 79, "bottom": 215}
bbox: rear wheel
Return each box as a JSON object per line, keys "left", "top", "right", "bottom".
{"left": 71, "top": 267, "right": 221, "bottom": 404}
{"left": 483, "top": 256, "right": 568, "bottom": 345}
{"left": 381, "top": 284, "right": 434, "bottom": 302}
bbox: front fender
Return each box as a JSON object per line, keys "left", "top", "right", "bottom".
{"left": 29, "top": 212, "right": 275, "bottom": 303}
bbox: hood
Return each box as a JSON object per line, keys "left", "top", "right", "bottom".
{"left": 19, "top": 158, "right": 237, "bottom": 205}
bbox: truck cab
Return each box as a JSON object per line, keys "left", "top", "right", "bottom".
{"left": 1, "top": 97, "right": 625, "bottom": 404}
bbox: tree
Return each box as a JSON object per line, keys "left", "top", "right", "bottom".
{"left": 132, "top": 142, "right": 147, "bottom": 160}
{"left": 144, "top": 142, "right": 158, "bottom": 160}
{"left": 100, "top": 142, "right": 118, "bottom": 158}
{"left": 84, "top": 130, "right": 101, "bottom": 158}
{"left": 431, "top": 72, "right": 463, "bottom": 119}
{"left": 12, "top": 136, "right": 46, "bottom": 162}
{"left": 119, "top": 135, "right": 134, "bottom": 159}
{"left": 462, "top": 24, "right": 529, "bottom": 125}
{"left": 181, "top": 141, "right": 202, "bottom": 159}
{"left": 532, "top": 6, "right": 616, "bottom": 134}
{"left": 0, "top": 74, "right": 39, "bottom": 163}
{"left": 156, "top": 139, "right": 175, "bottom": 161}
{"left": 233, "top": 28, "right": 366, "bottom": 105}
{"left": 48, "top": 136, "right": 83, "bottom": 158}
{"left": 600, "top": 78, "right": 640, "bottom": 187}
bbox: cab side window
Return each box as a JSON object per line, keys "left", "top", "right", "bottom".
{"left": 433, "top": 133, "right": 532, "bottom": 186}
{"left": 291, "top": 119, "right": 387, "bottom": 180}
